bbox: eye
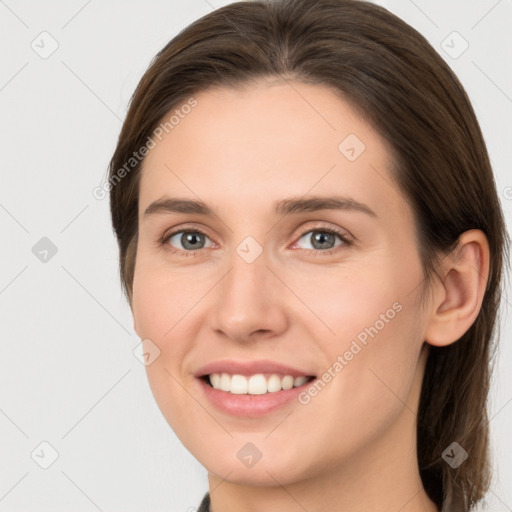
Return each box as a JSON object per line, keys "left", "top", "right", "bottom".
{"left": 293, "top": 225, "right": 351, "bottom": 253}
{"left": 160, "top": 224, "right": 351, "bottom": 256}
{"left": 163, "top": 229, "right": 213, "bottom": 254}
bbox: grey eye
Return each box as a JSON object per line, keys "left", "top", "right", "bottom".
{"left": 296, "top": 230, "right": 344, "bottom": 251}
{"left": 168, "top": 231, "right": 212, "bottom": 251}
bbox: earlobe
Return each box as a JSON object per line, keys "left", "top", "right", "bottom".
{"left": 424, "top": 229, "right": 490, "bottom": 347}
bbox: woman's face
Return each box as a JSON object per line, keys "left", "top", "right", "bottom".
{"left": 132, "top": 80, "right": 432, "bottom": 486}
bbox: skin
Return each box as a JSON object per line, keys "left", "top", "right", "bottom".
{"left": 131, "top": 79, "right": 490, "bottom": 512}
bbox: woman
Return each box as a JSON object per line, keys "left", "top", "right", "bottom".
{"left": 107, "top": 0, "right": 508, "bottom": 510}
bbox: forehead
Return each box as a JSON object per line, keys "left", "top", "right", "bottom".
{"left": 138, "top": 80, "right": 403, "bottom": 219}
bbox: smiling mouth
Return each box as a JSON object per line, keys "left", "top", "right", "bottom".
{"left": 202, "top": 373, "right": 315, "bottom": 395}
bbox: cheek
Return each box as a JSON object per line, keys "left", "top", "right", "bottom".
{"left": 131, "top": 265, "right": 196, "bottom": 402}
{"left": 132, "top": 258, "right": 203, "bottom": 340}
{"left": 290, "top": 303, "right": 425, "bottom": 476}
{"left": 302, "top": 263, "right": 406, "bottom": 347}
{"left": 132, "top": 269, "right": 198, "bottom": 439}
{"left": 305, "top": 257, "right": 426, "bottom": 421}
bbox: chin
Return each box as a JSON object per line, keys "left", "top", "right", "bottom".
{"left": 189, "top": 437, "right": 316, "bottom": 487}
{"left": 205, "top": 459, "right": 299, "bottom": 487}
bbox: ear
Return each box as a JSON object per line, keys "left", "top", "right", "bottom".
{"left": 424, "top": 229, "right": 490, "bottom": 347}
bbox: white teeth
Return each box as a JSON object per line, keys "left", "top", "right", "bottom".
{"left": 294, "top": 376, "right": 308, "bottom": 387}
{"left": 281, "top": 375, "right": 294, "bottom": 390}
{"left": 231, "top": 374, "right": 248, "bottom": 394}
{"left": 248, "top": 374, "right": 267, "bottom": 395}
{"left": 267, "top": 374, "right": 282, "bottom": 393}
{"left": 220, "top": 373, "right": 231, "bottom": 392}
{"left": 210, "top": 373, "right": 221, "bottom": 389}
{"left": 208, "top": 372, "right": 310, "bottom": 395}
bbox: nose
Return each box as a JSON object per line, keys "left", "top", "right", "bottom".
{"left": 207, "top": 250, "right": 289, "bottom": 343}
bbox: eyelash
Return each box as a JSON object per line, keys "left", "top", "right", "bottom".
{"left": 159, "top": 223, "right": 352, "bottom": 257}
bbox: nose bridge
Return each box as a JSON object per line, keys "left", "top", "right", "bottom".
{"left": 221, "top": 243, "right": 269, "bottom": 314}
{"left": 222, "top": 229, "right": 269, "bottom": 298}
{"left": 208, "top": 238, "right": 285, "bottom": 340}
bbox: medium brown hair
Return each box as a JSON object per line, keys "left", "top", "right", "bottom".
{"left": 108, "top": 0, "right": 509, "bottom": 509}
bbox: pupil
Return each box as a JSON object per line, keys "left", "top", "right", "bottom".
{"left": 313, "top": 231, "right": 333, "bottom": 249}
{"left": 183, "top": 232, "right": 203, "bottom": 250}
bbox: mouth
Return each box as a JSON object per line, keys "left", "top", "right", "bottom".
{"left": 194, "top": 360, "right": 317, "bottom": 417}
{"left": 201, "top": 372, "right": 315, "bottom": 395}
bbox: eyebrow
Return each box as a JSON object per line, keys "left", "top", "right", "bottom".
{"left": 143, "top": 195, "right": 377, "bottom": 219}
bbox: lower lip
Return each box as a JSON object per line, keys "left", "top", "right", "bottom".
{"left": 198, "top": 378, "right": 314, "bottom": 417}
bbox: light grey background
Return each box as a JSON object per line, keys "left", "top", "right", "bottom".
{"left": 0, "top": 0, "right": 511, "bottom": 511}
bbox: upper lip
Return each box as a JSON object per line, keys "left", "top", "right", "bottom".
{"left": 194, "top": 359, "right": 316, "bottom": 378}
